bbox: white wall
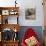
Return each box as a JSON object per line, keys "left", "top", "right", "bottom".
{"left": 0, "top": 0, "right": 44, "bottom": 26}
{"left": 18, "top": 0, "right": 44, "bottom": 26}
{"left": 0, "top": 0, "right": 15, "bottom": 7}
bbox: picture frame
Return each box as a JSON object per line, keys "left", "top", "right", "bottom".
{"left": 25, "top": 8, "right": 36, "bottom": 20}
{"left": 9, "top": 10, "right": 18, "bottom": 15}
{"left": 2, "top": 10, "right": 9, "bottom": 15}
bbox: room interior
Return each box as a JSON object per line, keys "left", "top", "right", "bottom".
{"left": 0, "top": 0, "right": 45, "bottom": 46}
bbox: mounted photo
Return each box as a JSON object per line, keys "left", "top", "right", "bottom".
{"left": 25, "top": 8, "right": 36, "bottom": 20}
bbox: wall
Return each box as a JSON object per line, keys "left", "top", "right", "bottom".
{"left": 18, "top": 0, "right": 44, "bottom": 26}
{"left": 0, "top": 0, "right": 44, "bottom": 26}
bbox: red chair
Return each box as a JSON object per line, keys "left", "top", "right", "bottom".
{"left": 21, "top": 28, "right": 41, "bottom": 46}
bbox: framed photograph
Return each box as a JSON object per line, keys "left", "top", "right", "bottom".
{"left": 2, "top": 10, "right": 9, "bottom": 15}
{"left": 10, "top": 11, "right": 15, "bottom": 15}
{"left": 9, "top": 10, "right": 18, "bottom": 15}
{"left": 25, "top": 8, "right": 36, "bottom": 20}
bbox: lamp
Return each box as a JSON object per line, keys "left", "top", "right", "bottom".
{"left": 15, "top": 0, "right": 17, "bottom": 7}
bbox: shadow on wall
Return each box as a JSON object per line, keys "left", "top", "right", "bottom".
{"left": 18, "top": 26, "right": 43, "bottom": 44}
